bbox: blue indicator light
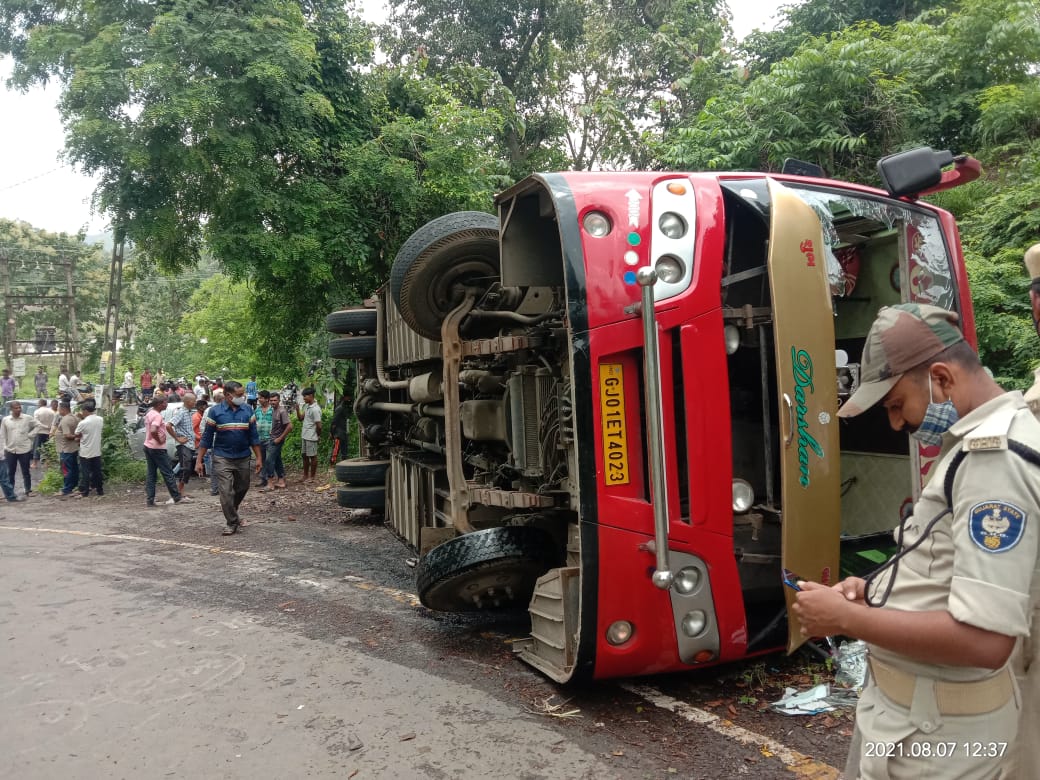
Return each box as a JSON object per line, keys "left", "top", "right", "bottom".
{"left": 623, "top": 271, "right": 637, "bottom": 285}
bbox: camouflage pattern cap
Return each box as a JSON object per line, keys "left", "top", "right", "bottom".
{"left": 1025, "top": 243, "right": 1040, "bottom": 281}
{"left": 837, "top": 303, "right": 965, "bottom": 418}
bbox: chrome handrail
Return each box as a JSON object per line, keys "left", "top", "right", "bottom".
{"left": 637, "top": 268, "right": 673, "bottom": 589}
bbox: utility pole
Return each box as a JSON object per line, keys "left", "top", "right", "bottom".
{"left": 64, "top": 255, "right": 81, "bottom": 373}
{"left": 1, "top": 249, "right": 11, "bottom": 372}
{"left": 100, "top": 238, "right": 125, "bottom": 390}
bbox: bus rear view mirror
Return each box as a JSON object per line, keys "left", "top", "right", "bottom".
{"left": 877, "top": 148, "right": 954, "bottom": 197}
{"left": 877, "top": 147, "right": 980, "bottom": 198}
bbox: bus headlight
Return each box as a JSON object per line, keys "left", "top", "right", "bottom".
{"left": 583, "top": 211, "right": 612, "bottom": 238}
{"left": 658, "top": 212, "right": 687, "bottom": 239}
{"left": 606, "top": 620, "right": 634, "bottom": 645}
{"left": 655, "top": 255, "right": 684, "bottom": 284}
{"left": 673, "top": 566, "right": 702, "bottom": 595}
{"left": 681, "top": 610, "right": 708, "bottom": 638}
{"left": 724, "top": 324, "right": 740, "bottom": 355}
{"left": 732, "top": 479, "right": 754, "bottom": 513}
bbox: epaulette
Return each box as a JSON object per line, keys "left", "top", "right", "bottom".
{"left": 962, "top": 406, "right": 1016, "bottom": 452}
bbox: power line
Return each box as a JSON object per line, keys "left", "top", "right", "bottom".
{"left": 0, "top": 166, "right": 68, "bottom": 192}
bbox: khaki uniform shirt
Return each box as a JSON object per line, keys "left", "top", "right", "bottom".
{"left": 1003, "top": 373, "right": 1040, "bottom": 780}
{"left": 851, "top": 392, "right": 1040, "bottom": 779}
{"left": 56, "top": 414, "right": 80, "bottom": 454}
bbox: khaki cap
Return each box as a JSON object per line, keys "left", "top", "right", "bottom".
{"left": 1025, "top": 243, "right": 1040, "bottom": 281}
{"left": 838, "top": 303, "right": 965, "bottom": 418}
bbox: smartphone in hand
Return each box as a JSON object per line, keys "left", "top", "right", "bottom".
{"left": 782, "top": 568, "right": 804, "bottom": 592}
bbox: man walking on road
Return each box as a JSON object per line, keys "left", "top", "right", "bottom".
{"left": 143, "top": 394, "right": 192, "bottom": 508}
{"left": 195, "top": 381, "right": 261, "bottom": 535}
{"left": 54, "top": 399, "right": 80, "bottom": 497}
{"left": 297, "top": 387, "right": 322, "bottom": 483}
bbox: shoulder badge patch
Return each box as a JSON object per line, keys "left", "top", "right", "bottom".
{"left": 968, "top": 501, "right": 1027, "bottom": 553}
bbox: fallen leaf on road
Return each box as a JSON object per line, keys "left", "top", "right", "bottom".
{"left": 611, "top": 750, "right": 624, "bottom": 757}
{"left": 287, "top": 516, "right": 297, "bottom": 521}
{"left": 400, "top": 732, "right": 416, "bottom": 741}
{"left": 705, "top": 699, "right": 723, "bottom": 707}
{"left": 727, "top": 704, "right": 737, "bottom": 716}
{"left": 315, "top": 484, "right": 332, "bottom": 491}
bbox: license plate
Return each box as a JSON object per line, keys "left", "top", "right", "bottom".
{"left": 599, "top": 363, "right": 630, "bottom": 486}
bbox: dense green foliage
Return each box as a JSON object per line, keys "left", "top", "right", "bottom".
{"left": 1, "top": 0, "right": 1038, "bottom": 386}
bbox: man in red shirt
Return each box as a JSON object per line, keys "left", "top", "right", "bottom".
{"left": 141, "top": 368, "right": 154, "bottom": 401}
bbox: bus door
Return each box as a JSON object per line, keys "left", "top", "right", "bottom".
{"left": 766, "top": 179, "right": 841, "bottom": 652}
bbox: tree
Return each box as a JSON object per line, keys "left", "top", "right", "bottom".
{"left": 382, "top": 0, "right": 583, "bottom": 175}
{"left": 0, "top": 219, "right": 108, "bottom": 372}
{"left": 1, "top": 0, "right": 385, "bottom": 360}
{"left": 740, "top": 0, "right": 946, "bottom": 77}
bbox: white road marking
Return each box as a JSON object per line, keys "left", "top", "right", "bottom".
{"left": 620, "top": 683, "right": 840, "bottom": 778}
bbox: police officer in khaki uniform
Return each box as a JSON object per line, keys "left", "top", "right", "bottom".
{"left": 792, "top": 303, "right": 1040, "bottom": 780}
{"left": 1004, "top": 242, "right": 1040, "bottom": 779}
{"left": 1023, "top": 243, "right": 1040, "bottom": 417}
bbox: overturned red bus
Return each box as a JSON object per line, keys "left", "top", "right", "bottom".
{"left": 326, "top": 148, "right": 981, "bottom": 682}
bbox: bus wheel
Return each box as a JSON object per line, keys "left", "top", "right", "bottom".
{"left": 336, "top": 485, "right": 385, "bottom": 509}
{"left": 416, "top": 527, "right": 558, "bottom": 612}
{"left": 390, "top": 211, "right": 500, "bottom": 341}
{"left": 329, "top": 336, "right": 377, "bottom": 360}
{"left": 326, "top": 307, "right": 377, "bottom": 336}
{"left": 335, "top": 458, "right": 389, "bottom": 486}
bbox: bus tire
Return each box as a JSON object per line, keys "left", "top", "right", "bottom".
{"left": 329, "top": 336, "right": 377, "bottom": 360}
{"left": 335, "top": 458, "right": 390, "bottom": 486}
{"left": 326, "top": 307, "right": 377, "bottom": 336}
{"left": 389, "top": 211, "right": 500, "bottom": 341}
{"left": 416, "top": 526, "right": 558, "bottom": 612}
{"left": 336, "top": 485, "right": 385, "bottom": 509}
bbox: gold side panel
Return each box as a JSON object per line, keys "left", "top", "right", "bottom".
{"left": 765, "top": 179, "right": 842, "bottom": 653}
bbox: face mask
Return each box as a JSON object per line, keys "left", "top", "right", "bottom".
{"left": 910, "top": 376, "right": 958, "bottom": 447}
{"left": 232, "top": 395, "right": 247, "bottom": 407}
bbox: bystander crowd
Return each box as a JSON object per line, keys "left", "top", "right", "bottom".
{"left": 265, "top": 391, "right": 291, "bottom": 490}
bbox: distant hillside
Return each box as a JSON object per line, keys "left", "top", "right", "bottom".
{"left": 84, "top": 231, "right": 114, "bottom": 251}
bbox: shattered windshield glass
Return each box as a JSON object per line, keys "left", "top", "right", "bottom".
{"left": 789, "top": 187, "right": 956, "bottom": 309}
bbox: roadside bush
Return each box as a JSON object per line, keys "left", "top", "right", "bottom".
{"left": 101, "top": 408, "right": 148, "bottom": 482}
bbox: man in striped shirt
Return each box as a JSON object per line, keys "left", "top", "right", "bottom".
{"left": 194, "top": 381, "right": 261, "bottom": 535}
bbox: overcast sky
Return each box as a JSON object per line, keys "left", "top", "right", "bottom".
{"left": 0, "top": 1, "right": 785, "bottom": 235}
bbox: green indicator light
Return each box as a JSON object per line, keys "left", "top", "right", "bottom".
{"left": 627, "top": 232, "right": 641, "bottom": 246}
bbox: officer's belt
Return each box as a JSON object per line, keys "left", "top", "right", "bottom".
{"left": 869, "top": 657, "right": 1014, "bottom": 715}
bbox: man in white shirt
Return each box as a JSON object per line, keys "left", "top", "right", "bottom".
{"left": 0, "top": 416, "right": 24, "bottom": 501}
{"left": 2, "top": 401, "right": 39, "bottom": 496}
{"left": 31, "top": 398, "right": 56, "bottom": 469}
{"left": 58, "top": 366, "right": 70, "bottom": 399}
{"left": 73, "top": 399, "right": 104, "bottom": 498}
{"left": 68, "top": 371, "right": 82, "bottom": 402}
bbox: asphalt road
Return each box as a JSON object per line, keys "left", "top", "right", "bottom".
{"left": 0, "top": 483, "right": 848, "bottom": 779}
